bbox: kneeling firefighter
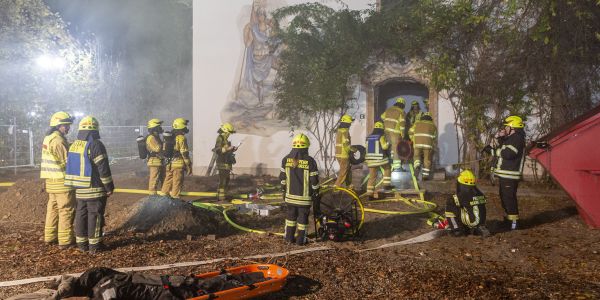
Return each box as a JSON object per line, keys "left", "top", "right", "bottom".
{"left": 145, "top": 118, "right": 164, "bottom": 194}
{"left": 161, "top": 118, "right": 192, "bottom": 199}
{"left": 445, "top": 170, "right": 490, "bottom": 237}
{"left": 280, "top": 133, "right": 320, "bottom": 246}
{"left": 214, "top": 123, "right": 237, "bottom": 201}
{"left": 64, "top": 116, "right": 114, "bottom": 253}
{"left": 364, "top": 121, "right": 392, "bottom": 199}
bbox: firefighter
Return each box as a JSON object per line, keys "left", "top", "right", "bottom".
{"left": 214, "top": 123, "right": 237, "bottom": 201}
{"left": 280, "top": 133, "right": 319, "bottom": 245}
{"left": 364, "top": 121, "right": 392, "bottom": 199}
{"left": 381, "top": 97, "right": 406, "bottom": 170}
{"left": 483, "top": 115, "right": 526, "bottom": 230}
{"left": 334, "top": 114, "right": 355, "bottom": 189}
{"left": 161, "top": 118, "right": 192, "bottom": 199}
{"left": 41, "top": 111, "right": 76, "bottom": 249}
{"left": 409, "top": 112, "right": 437, "bottom": 179}
{"left": 146, "top": 118, "right": 164, "bottom": 194}
{"left": 445, "top": 170, "right": 490, "bottom": 237}
{"left": 64, "top": 116, "right": 114, "bottom": 253}
{"left": 406, "top": 100, "right": 424, "bottom": 135}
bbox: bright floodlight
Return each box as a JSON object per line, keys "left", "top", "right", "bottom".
{"left": 36, "top": 55, "right": 66, "bottom": 70}
{"left": 73, "top": 111, "right": 85, "bottom": 118}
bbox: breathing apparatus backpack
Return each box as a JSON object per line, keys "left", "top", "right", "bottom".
{"left": 137, "top": 135, "right": 148, "bottom": 159}
{"left": 163, "top": 131, "right": 175, "bottom": 159}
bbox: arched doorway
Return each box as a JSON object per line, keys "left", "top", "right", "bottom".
{"left": 374, "top": 78, "right": 429, "bottom": 119}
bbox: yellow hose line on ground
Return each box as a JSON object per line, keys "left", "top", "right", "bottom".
{"left": 222, "top": 206, "right": 284, "bottom": 236}
{"left": 0, "top": 182, "right": 15, "bottom": 187}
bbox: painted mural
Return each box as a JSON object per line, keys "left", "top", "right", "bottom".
{"left": 221, "top": 0, "right": 288, "bottom": 136}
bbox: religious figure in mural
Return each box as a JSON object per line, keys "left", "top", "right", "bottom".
{"left": 221, "top": 0, "right": 287, "bottom": 136}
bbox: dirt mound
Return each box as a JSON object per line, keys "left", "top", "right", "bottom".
{"left": 0, "top": 179, "right": 47, "bottom": 222}
{"left": 117, "top": 195, "right": 227, "bottom": 238}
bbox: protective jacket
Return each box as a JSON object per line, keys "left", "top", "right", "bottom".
{"left": 334, "top": 126, "right": 351, "bottom": 159}
{"left": 214, "top": 133, "right": 234, "bottom": 170}
{"left": 409, "top": 119, "right": 437, "bottom": 149}
{"left": 365, "top": 132, "right": 390, "bottom": 167}
{"left": 170, "top": 133, "right": 191, "bottom": 170}
{"left": 146, "top": 134, "right": 163, "bottom": 167}
{"left": 445, "top": 185, "right": 487, "bottom": 229}
{"left": 381, "top": 105, "right": 406, "bottom": 137}
{"left": 279, "top": 149, "right": 319, "bottom": 206}
{"left": 41, "top": 130, "right": 73, "bottom": 193}
{"left": 65, "top": 130, "right": 114, "bottom": 199}
{"left": 493, "top": 130, "right": 526, "bottom": 180}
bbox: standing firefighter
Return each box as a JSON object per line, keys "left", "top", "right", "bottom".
{"left": 64, "top": 116, "right": 114, "bottom": 253}
{"left": 406, "top": 101, "right": 424, "bottom": 135}
{"left": 381, "top": 97, "right": 406, "bottom": 170}
{"left": 483, "top": 116, "right": 526, "bottom": 230}
{"left": 146, "top": 119, "right": 164, "bottom": 194}
{"left": 280, "top": 134, "right": 319, "bottom": 245}
{"left": 214, "top": 123, "right": 237, "bottom": 201}
{"left": 409, "top": 112, "right": 437, "bottom": 179}
{"left": 41, "top": 112, "right": 75, "bottom": 248}
{"left": 445, "top": 170, "right": 490, "bottom": 237}
{"left": 334, "top": 114, "right": 355, "bottom": 189}
{"left": 161, "top": 118, "right": 192, "bottom": 199}
{"left": 364, "top": 121, "right": 391, "bottom": 199}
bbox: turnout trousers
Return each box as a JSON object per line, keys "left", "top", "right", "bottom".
{"left": 161, "top": 165, "right": 184, "bottom": 199}
{"left": 44, "top": 191, "right": 76, "bottom": 245}
{"left": 217, "top": 169, "right": 231, "bottom": 201}
{"left": 499, "top": 177, "right": 519, "bottom": 221}
{"left": 148, "top": 166, "right": 164, "bottom": 194}
{"left": 284, "top": 204, "right": 311, "bottom": 245}
{"left": 75, "top": 196, "right": 107, "bottom": 250}
{"left": 334, "top": 158, "right": 352, "bottom": 188}
{"left": 366, "top": 164, "right": 391, "bottom": 197}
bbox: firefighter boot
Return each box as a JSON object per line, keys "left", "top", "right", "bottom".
{"left": 284, "top": 223, "right": 296, "bottom": 244}
{"left": 474, "top": 225, "right": 491, "bottom": 238}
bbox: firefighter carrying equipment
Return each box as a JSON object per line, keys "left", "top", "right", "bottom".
{"left": 445, "top": 183, "right": 488, "bottom": 236}
{"left": 292, "top": 133, "right": 310, "bottom": 148}
{"left": 457, "top": 170, "right": 476, "bottom": 186}
{"left": 49, "top": 111, "right": 74, "bottom": 127}
{"left": 348, "top": 144, "right": 366, "bottom": 165}
{"left": 365, "top": 133, "right": 390, "bottom": 167}
{"left": 220, "top": 122, "right": 235, "bottom": 134}
{"left": 173, "top": 118, "right": 189, "bottom": 130}
{"left": 147, "top": 118, "right": 163, "bottom": 129}
{"left": 78, "top": 116, "right": 99, "bottom": 131}
{"left": 340, "top": 114, "right": 354, "bottom": 124}
{"left": 504, "top": 115, "right": 524, "bottom": 128}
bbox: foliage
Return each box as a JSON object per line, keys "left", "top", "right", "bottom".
{"left": 272, "top": 3, "right": 371, "bottom": 174}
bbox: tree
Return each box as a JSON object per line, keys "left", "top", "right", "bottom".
{"left": 272, "top": 3, "right": 371, "bottom": 175}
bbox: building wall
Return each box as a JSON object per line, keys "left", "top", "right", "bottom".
{"left": 192, "top": 0, "right": 460, "bottom": 175}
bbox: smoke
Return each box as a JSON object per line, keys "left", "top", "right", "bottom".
{"left": 44, "top": 0, "right": 193, "bottom": 125}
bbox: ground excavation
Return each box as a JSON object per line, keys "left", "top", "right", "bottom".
{"left": 0, "top": 166, "right": 599, "bottom": 299}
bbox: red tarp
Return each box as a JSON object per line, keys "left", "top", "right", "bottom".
{"left": 529, "top": 105, "right": 600, "bottom": 228}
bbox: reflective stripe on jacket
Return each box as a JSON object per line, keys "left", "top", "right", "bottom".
{"left": 41, "top": 131, "right": 73, "bottom": 193}
{"left": 493, "top": 131, "right": 526, "bottom": 180}
{"left": 170, "top": 134, "right": 191, "bottom": 169}
{"left": 409, "top": 120, "right": 437, "bottom": 149}
{"left": 381, "top": 106, "right": 405, "bottom": 136}
{"left": 279, "top": 150, "right": 319, "bottom": 206}
{"left": 335, "top": 128, "right": 351, "bottom": 158}
{"left": 365, "top": 134, "right": 390, "bottom": 167}
{"left": 146, "top": 134, "right": 163, "bottom": 167}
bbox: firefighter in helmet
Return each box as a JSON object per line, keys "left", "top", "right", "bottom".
{"left": 161, "top": 118, "right": 192, "bottom": 199}
{"left": 364, "top": 121, "right": 392, "bottom": 199}
{"left": 406, "top": 100, "right": 424, "bottom": 136}
{"left": 41, "top": 111, "right": 76, "bottom": 249}
{"left": 281, "top": 133, "right": 319, "bottom": 245}
{"left": 214, "top": 123, "right": 237, "bottom": 201}
{"left": 445, "top": 170, "right": 490, "bottom": 237}
{"left": 483, "top": 115, "right": 526, "bottom": 230}
{"left": 381, "top": 97, "right": 406, "bottom": 170}
{"left": 146, "top": 118, "right": 164, "bottom": 194}
{"left": 65, "top": 116, "right": 114, "bottom": 253}
{"left": 409, "top": 112, "right": 437, "bottom": 179}
{"left": 334, "top": 114, "right": 355, "bottom": 189}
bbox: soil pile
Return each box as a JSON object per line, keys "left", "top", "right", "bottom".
{"left": 117, "top": 195, "right": 227, "bottom": 238}
{"left": 0, "top": 179, "right": 47, "bottom": 222}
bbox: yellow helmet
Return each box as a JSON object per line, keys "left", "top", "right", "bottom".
{"left": 340, "top": 114, "right": 354, "bottom": 124}
{"left": 504, "top": 115, "right": 524, "bottom": 128}
{"left": 147, "top": 118, "right": 163, "bottom": 129}
{"left": 457, "top": 170, "right": 477, "bottom": 186}
{"left": 172, "top": 118, "right": 189, "bottom": 130}
{"left": 374, "top": 121, "right": 384, "bottom": 129}
{"left": 220, "top": 122, "right": 235, "bottom": 133}
{"left": 49, "top": 111, "right": 74, "bottom": 127}
{"left": 292, "top": 133, "right": 310, "bottom": 149}
{"left": 411, "top": 101, "right": 419, "bottom": 107}
{"left": 395, "top": 97, "right": 406, "bottom": 105}
{"left": 78, "top": 116, "right": 99, "bottom": 131}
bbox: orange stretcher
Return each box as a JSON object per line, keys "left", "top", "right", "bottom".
{"left": 187, "top": 264, "right": 289, "bottom": 300}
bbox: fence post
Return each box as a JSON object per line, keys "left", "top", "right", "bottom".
{"left": 13, "top": 118, "right": 17, "bottom": 175}
{"left": 28, "top": 128, "right": 34, "bottom": 167}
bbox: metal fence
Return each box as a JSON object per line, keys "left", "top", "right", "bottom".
{"left": 0, "top": 123, "right": 35, "bottom": 169}
{"left": 0, "top": 123, "right": 184, "bottom": 169}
